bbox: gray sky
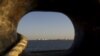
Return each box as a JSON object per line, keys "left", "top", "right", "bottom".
{"left": 17, "top": 11, "right": 75, "bottom": 40}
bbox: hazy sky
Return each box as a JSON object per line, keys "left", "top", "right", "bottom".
{"left": 17, "top": 11, "right": 75, "bottom": 40}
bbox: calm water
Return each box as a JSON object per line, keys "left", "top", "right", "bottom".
{"left": 25, "top": 40, "right": 73, "bottom": 52}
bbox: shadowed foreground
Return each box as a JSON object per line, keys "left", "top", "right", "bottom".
{"left": 21, "top": 50, "right": 68, "bottom": 56}
{"left": 21, "top": 40, "right": 73, "bottom": 56}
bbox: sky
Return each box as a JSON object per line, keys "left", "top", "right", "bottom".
{"left": 17, "top": 11, "right": 75, "bottom": 40}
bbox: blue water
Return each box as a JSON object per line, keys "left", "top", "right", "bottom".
{"left": 25, "top": 40, "right": 73, "bottom": 52}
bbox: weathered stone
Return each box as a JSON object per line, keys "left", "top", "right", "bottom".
{"left": 0, "top": 0, "right": 37, "bottom": 54}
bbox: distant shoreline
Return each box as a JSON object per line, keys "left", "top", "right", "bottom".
{"left": 28, "top": 39, "right": 74, "bottom": 41}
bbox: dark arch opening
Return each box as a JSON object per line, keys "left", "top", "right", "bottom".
{"left": 17, "top": 11, "right": 75, "bottom": 52}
